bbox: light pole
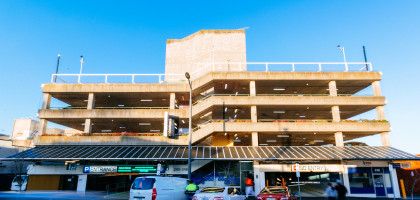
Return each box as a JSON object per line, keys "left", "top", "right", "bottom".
{"left": 53, "top": 54, "right": 61, "bottom": 83}
{"left": 337, "top": 45, "right": 348, "bottom": 71}
{"left": 78, "top": 55, "right": 84, "bottom": 83}
{"left": 185, "top": 72, "right": 193, "bottom": 180}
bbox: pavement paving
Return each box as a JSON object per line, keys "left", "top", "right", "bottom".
{"left": 0, "top": 191, "right": 110, "bottom": 200}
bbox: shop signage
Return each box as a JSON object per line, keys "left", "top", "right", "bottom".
{"left": 295, "top": 163, "right": 300, "bottom": 177}
{"left": 83, "top": 165, "right": 157, "bottom": 173}
{"left": 117, "top": 165, "right": 157, "bottom": 173}
{"left": 166, "top": 164, "right": 188, "bottom": 174}
{"left": 83, "top": 166, "right": 117, "bottom": 173}
{"left": 391, "top": 163, "right": 402, "bottom": 169}
{"left": 291, "top": 164, "right": 336, "bottom": 172}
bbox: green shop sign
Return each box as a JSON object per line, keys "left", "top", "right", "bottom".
{"left": 117, "top": 165, "right": 157, "bottom": 173}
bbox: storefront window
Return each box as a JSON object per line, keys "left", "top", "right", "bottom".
{"left": 348, "top": 167, "right": 374, "bottom": 194}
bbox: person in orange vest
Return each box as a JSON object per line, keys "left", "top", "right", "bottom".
{"left": 245, "top": 173, "right": 255, "bottom": 197}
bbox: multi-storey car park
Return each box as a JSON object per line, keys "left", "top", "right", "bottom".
{"left": 3, "top": 29, "right": 419, "bottom": 198}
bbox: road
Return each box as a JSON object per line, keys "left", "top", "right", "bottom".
{"left": 0, "top": 191, "right": 119, "bottom": 200}
{"left": 1, "top": 191, "right": 420, "bottom": 200}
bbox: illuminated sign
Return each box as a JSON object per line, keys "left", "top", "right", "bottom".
{"left": 291, "top": 165, "right": 329, "bottom": 172}
{"left": 117, "top": 166, "right": 157, "bottom": 173}
{"left": 84, "top": 165, "right": 157, "bottom": 173}
{"left": 83, "top": 166, "right": 117, "bottom": 173}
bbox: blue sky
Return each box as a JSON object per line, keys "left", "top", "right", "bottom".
{"left": 0, "top": 0, "right": 419, "bottom": 154}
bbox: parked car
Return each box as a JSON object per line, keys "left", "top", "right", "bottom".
{"left": 193, "top": 186, "right": 246, "bottom": 200}
{"left": 256, "top": 186, "right": 297, "bottom": 200}
{"left": 129, "top": 176, "right": 188, "bottom": 200}
{"left": 10, "top": 175, "right": 28, "bottom": 191}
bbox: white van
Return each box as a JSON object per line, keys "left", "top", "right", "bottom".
{"left": 10, "top": 175, "right": 28, "bottom": 191}
{"left": 129, "top": 176, "right": 188, "bottom": 200}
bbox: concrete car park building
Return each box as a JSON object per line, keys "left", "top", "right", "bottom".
{"left": 3, "top": 29, "right": 419, "bottom": 197}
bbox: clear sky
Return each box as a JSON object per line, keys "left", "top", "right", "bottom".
{"left": 0, "top": 0, "right": 419, "bottom": 154}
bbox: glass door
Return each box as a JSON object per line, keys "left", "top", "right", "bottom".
{"left": 373, "top": 174, "right": 386, "bottom": 197}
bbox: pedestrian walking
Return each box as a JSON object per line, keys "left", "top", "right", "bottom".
{"left": 245, "top": 173, "right": 255, "bottom": 197}
{"left": 185, "top": 179, "right": 199, "bottom": 200}
{"left": 334, "top": 181, "right": 348, "bottom": 200}
{"left": 324, "top": 182, "right": 336, "bottom": 200}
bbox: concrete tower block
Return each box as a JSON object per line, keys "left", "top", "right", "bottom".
{"left": 165, "top": 30, "right": 247, "bottom": 81}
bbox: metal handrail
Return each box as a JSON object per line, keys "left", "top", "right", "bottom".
{"left": 48, "top": 106, "right": 171, "bottom": 110}
{"left": 50, "top": 62, "right": 374, "bottom": 84}
{"left": 194, "top": 118, "right": 386, "bottom": 125}
{"left": 192, "top": 93, "right": 361, "bottom": 105}
{"left": 190, "top": 61, "right": 373, "bottom": 76}
{"left": 51, "top": 73, "right": 185, "bottom": 84}
{"left": 256, "top": 94, "right": 355, "bottom": 96}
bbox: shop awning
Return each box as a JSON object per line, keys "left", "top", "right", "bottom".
{"left": 2, "top": 145, "right": 418, "bottom": 161}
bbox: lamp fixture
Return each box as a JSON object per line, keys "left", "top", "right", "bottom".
{"left": 273, "top": 111, "right": 285, "bottom": 114}
{"left": 139, "top": 123, "right": 151, "bottom": 126}
{"left": 273, "top": 88, "right": 286, "bottom": 91}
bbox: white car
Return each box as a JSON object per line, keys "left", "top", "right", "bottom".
{"left": 193, "top": 186, "right": 246, "bottom": 200}
{"left": 129, "top": 176, "right": 188, "bottom": 200}
{"left": 10, "top": 175, "right": 28, "bottom": 191}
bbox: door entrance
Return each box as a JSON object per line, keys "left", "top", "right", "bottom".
{"left": 373, "top": 174, "right": 386, "bottom": 197}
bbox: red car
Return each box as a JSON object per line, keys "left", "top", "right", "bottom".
{"left": 256, "top": 186, "right": 297, "bottom": 200}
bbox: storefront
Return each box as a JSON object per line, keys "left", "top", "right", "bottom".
{"left": 4, "top": 145, "right": 418, "bottom": 198}
{"left": 253, "top": 161, "right": 402, "bottom": 198}
{"left": 254, "top": 163, "right": 344, "bottom": 196}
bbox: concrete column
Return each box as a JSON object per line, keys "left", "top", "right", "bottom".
{"left": 388, "top": 164, "right": 401, "bottom": 198}
{"left": 381, "top": 132, "right": 390, "bottom": 146}
{"left": 334, "top": 132, "right": 344, "bottom": 147}
{"left": 251, "top": 106, "right": 257, "bottom": 122}
{"left": 342, "top": 166, "right": 351, "bottom": 196}
{"left": 77, "top": 174, "right": 87, "bottom": 192}
{"left": 253, "top": 161, "right": 265, "bottom": 196}
{"left": 376, "top": 106, "right": 386, "bottom": 120}
{"left": 328, "top": 81, "right": 338, "bottom": 96}
{"left": 372, "top": 81, "right": 382, "bottom": 96}
{"left": 39, "top": 119, "right": 48, "bottom": 135}
{"left": 84, "top": 119, "right": 92, "bottom": 134}
{"left": 331, "top": 106, "right": 341, "bottom": 122}
{"left": 169, "top": 93, "right": 176, "bottom": 109}
{"left": 41, "top": 93, "right": 51, "bottom": 109}
{"left": 250, "top": 81, "right": 256, "bottom": 96}
{"left": 252, "top": 132, "right": 259, "bottom": 146}
{"left": 87, "top": 93, "right": 95, "bottom": 109}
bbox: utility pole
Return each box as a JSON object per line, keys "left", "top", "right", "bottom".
{"left": 337, "top": 45, "right": 348, "bottom": 71}
{"left": 53, "top": 54, "right": 61, "bottom": 83}
{"left": 78, "top": 55, "right": 84, "bottom": 83}
{"left": 363, "top": 46, "right": 369, "bottom": 71}
{"left": 185, "top": 72, "right": 193, "bottom": 180}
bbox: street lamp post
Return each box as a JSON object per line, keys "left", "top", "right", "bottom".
{"left": 53, "top": 54, "right": 61, "bottom": 83}
{"left": 185, "top": 72, "right": 193, "bottom": 180}
{"left": 337, "top": 45, "right": 349, "bottom": 71}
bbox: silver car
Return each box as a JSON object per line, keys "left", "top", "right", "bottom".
{"left": 193, "top": 186, "right": 246, "bottom": 200}
{"left": 129, "top": 176, "right": 188, "bottom": 200}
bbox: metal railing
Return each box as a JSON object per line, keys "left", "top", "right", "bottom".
{"left": 191, "top": 62, "right": 373, "bottom": 77}
{"left": 192, "top": 93, "right": 358, "bottom": 105}
{"left": 51, "top": 73, "right": 185, "bottom": 84}
{"left": 50, "top": 62, "right": 374, "bottom": 84}
{"left": 48, "top": 106, "right": 171, "bottom": 110}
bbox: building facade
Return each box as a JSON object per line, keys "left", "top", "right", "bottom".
{"left": 3, "top": 30, "right": 418, "bottom": 197}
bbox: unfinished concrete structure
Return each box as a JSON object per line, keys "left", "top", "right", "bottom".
{"left": 5, "top": 30, "right": 416, "bottom": 197}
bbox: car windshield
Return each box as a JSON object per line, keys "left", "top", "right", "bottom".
{"left": 260, "top": 187, "right": 287, "bottom": 194}
{"left": 13, "top": 176, "right": 27, "bottom": 183}
{"left": 131, "top": 177, "right": 155, "bottom": 190}
{"left": 201, "top": 187, "right": 225, "bottom": 193}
